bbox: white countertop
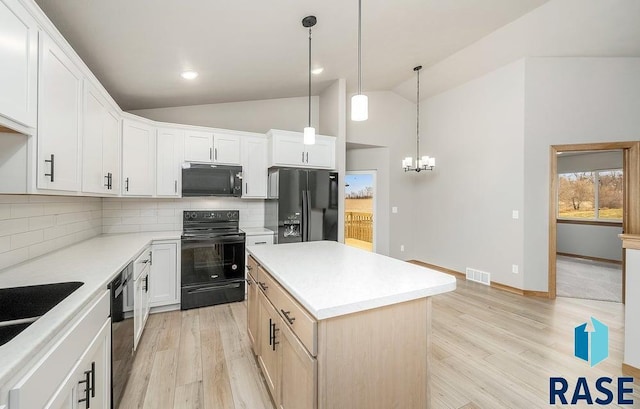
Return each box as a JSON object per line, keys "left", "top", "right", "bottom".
{"left": 247, "top": 241, "right": 456, "bottom": 320}
{"left": 0, "top": 231, "right": 181, "bottom": 387}
{"left": 241, "top": 227, "right": 274, "bottom": 236}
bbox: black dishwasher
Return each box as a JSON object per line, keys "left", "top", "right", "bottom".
{"left": 109, "top": 262, "right": 134, "bottom": 409}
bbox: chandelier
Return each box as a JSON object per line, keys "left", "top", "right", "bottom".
{"left": 402, "top": 65, "right": 435, "bottom": 172}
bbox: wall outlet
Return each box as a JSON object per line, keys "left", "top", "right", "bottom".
{"left": 400, "top": 245, "right": 405, "bottom": 252}
{"left": 512, "top": 210, "right": 519, "bottom": 219}
{"left": 512, "top": 264, "right": 519, "bottom": 274}
{"left": 392, "top": 206, "right": 398, "bottom": 214}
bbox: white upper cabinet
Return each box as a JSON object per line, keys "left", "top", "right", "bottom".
{"left": 0, "top": 0, "right": 37, "bottom": 128}
{"left": 184, "top": 130, "right": 213, "bottom": 162}
{"left": 37, "top": 32, "right": 83, "bottom": 192}
{"left": 122, "top": 119, "right": 156, "bottom": 196}
{"left": 305, "top": 136, "right": 335, "bottom": 169}
{"left": 268, "top": 130, "right": 335, "bottom": 170}
{"left": 213, "top": 132, "right": 241, "bottom": 165}
{"left": 156, "top": 128, "right": 184, "bottom": 197}
{"left": 184, "top": 130, "right": 241, "bottom": 165}
{"left": 242, "top": 135, "right": 268, "bottom": 198}
{"left": 82, "top": 81, "right": 120, "bottom": 195}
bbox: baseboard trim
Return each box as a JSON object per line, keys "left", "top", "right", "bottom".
{"left": 407, "top": 260, "right": 465, "bottom": 278}
{"left": 556, "top": 252, "right": 622, "bottom": 265}
{"left": 622, "top": 363, "right": 640, "bottom": 378}
{"left": 408, "top": 260, "right": 549, "bottom": 298}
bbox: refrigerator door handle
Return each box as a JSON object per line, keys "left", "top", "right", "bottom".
{"left": 305, "top": 189, "right": 312, "bottom": 241}
{"left": 301, "top": 190, "right": 308, "bottom": 241}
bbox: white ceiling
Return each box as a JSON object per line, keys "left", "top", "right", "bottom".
{"left": 34, "top": 0, "right": 549, "bottom": 110}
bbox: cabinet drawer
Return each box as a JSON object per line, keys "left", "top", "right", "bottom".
{"left": 9, "top": 291, "right": 110, "bottom": 409}
{"left": 246, "top": 234, "right": 274, "bottom": 247}
{"left": 247, "top": 255, "right": 259, "bottom": 281}
{"left": 257, "top": 266, "right": 317, "bottom": 356}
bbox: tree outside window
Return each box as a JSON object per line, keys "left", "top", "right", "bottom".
{"left": 557, "top": 170, "right": 623, "bottom": 220}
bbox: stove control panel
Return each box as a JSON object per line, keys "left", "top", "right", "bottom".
{"left": 183, "top": 210, "right": 240, "bottom": 221}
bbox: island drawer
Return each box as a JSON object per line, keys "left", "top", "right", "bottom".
{"left": 247, "top": 255, "right": 259, "bottom": 281}
{"left": 257, "top": 266, "right": 317, "bottom": 356}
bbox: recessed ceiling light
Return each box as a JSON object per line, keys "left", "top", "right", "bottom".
{"left": 181, "top": 70, "right": 198, "bottom": 80}
{"left": 311, "top": 67, "right": 324, "bottom": 75}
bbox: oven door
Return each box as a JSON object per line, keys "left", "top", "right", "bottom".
{"left": 181, "top": 234, "right": 246, "bottom": 286}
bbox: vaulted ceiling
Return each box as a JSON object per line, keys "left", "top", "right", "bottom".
{"left": 34, "top": 0, "right": 549, "bottom": 110}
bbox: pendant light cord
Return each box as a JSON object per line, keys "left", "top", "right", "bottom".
{"left": 308, "top": 28, "right": 312, "bottom": 127}
{"left": 416, "top": 67, "right": 420, "bottom": 160}
{"left": 358, "top": 0, "right": 362, "bottom": 95}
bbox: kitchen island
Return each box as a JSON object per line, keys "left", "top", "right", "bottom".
{"left": 246, "top": 241, "right": 456, "bottom": 409}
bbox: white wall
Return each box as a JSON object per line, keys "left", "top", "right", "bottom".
{"left": 415, "top": 60, "right": 526, "bottom": 288}
{"left": 557, "top": 224, "right": 623, "bottom": 262}
{"left": 523, "top": 57, "right": 640, "bottom": 291}
{"left": 102, "top": 197, "right": 264, "bottom": 233}
{"left": 346, "top": 147, "right": 390, "bottom": 256}
{"left": 0, "top": 195, "right": 102, "bottom": 270}
{"left": 346, "top": 91, "right": 417, "bottom": 259}
{"left": 557, "top": 150, "right": 623, "bottom": 173}
{"left": 129, "top": 96, "right": 319, "bottom": 134}
{"left": 320, "top": 80, "right": 347, "bottom": 243}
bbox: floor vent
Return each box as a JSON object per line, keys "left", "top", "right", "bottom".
{"left": 466, "top": 268, "right": 491, "bottom": 285}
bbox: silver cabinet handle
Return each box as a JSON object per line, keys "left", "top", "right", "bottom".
{"left": 209, "top": 147, "right": 213, "bottom": 160}
{"left": 301, "top": 151, "right": 304, "bottom": 163}
{"left": 214, "top": 148, "right": 218, "bottom": 161}
{"left": 174, "top": 180, "right": 178, "bottom": 193}
{"left": 44, "top": 154, "right": 55, "bottom": 182}
{"left": 306, "top": 152, "right": 309, "bottom": 163}
{"left": 125, "top": 177, "right": 129, "bottom": 192}
{"left": 254, "top": 241, "right": 267, "bottom": 245}
{"left": 245, "top": 182, "right": 248, "bottom": 194}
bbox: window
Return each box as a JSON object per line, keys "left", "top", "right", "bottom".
{"left": 558, "top": 170, "right": 623, "bottom": 221}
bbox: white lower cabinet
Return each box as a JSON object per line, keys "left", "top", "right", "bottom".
{"left": 9, "top": 291, "right": 110, "bottom": 409}
{"left": 246, "top": 234, "right": 274, "bottom": 247}
{"left": 133, "top": 248, "right": 152, "bottom": 350}
{"left": 150, "top": 240, "right": 180, "bottom": 307}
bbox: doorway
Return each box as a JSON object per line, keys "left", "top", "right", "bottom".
{"left": 345, "top": 171, "right": 376, "bottom": 252}
{"left": 549, "top": 141, "right": 640, "bottom": 302}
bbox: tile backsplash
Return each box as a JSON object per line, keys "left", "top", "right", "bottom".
{"left": 102, "top": 198, "right": 265, "bottom": 233}
{"left": 0, "top": 195, "right": 102, "bottom": 271}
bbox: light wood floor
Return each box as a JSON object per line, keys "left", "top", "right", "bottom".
{"left": 120, "top": 278, "right": 638, "bottom": 409}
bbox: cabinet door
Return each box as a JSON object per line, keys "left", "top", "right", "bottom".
{"left": 156, "top": 128, "right": 184, "bottom": 197}
{"left": 82, "top": 83, "right": 106, "bottom": 194}
{"left": 44, "top": 319, "right": 111, "bottom": 409}
{"left": 102, "top": 109, "right": 121, "bottom": 194}
{"left": 38, "top": 33, "right": 83, "bottom": 191}
{"left": 258, "top": 291, "right": 280, "bottom": 405}
{"left": 122, "top": 120, "right": 155, "bottom": 196}
{"left": 184, "top": 130, "right": 213, "bottom": 162}
{"left": 242, "top": 136, "right": 267, "bottom": 198}
{"left": 82, "top": 83, "right": 119, "bottom": 195}
{"left": 247, "top": 275, "right": 259, "bottom": 355}
{"left": 272, "top": 133, "right": 305, "bottom": 167}
{"left": 150, "top": 242, "right": 179, "bottom": 307}
{"left": 279, "top": 323, "right": 317, "bottom": 409}
{"left": 213, "top": 132, "right": 241, "bottom": 165}
{"left": 133, "top": 275, "right": 143, "bottom": 350}
{"left": 305, "top": 136, "right": 335, "bottom": 169}
{"left": 0, "top": 0, "right": 37, "bottom": 127}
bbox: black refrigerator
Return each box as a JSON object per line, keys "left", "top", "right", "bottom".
{"left": 265, "top": 169, "right": 339, "bottom": 244}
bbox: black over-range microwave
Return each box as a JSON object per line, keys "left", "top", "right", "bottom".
{"left": 182, "top": 163, "right": 243, "bottom": 197}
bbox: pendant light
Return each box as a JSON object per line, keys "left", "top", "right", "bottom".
{"left": 402, "top": 66, "right": 435, "bottom": 172}
{"left": 302, "top": 16, "right": 317, "bottom": 145}
{"left": 351, "top": 0, "right": 368, "bottom": 121}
